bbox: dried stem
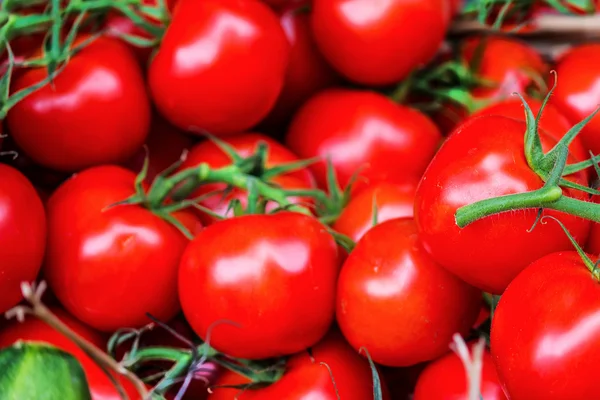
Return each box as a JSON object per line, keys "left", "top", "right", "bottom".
{"left": 5, "top": 281, "right": 150, "bottom": 400}
{"left": 450, "top": 334, "right": 486, "bottom": 400}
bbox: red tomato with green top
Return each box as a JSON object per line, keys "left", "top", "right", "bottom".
{"left": 415, "top": 115, "right": 591, "bottom": 294}
{"left": 148, "top": 0, "right": 290, "bottom": 136}
{"left": 491, "top": 251, "right": 600, "bottom": 399}
{"left": 0, "top": 164, "right": 46, "bottom": 314}
{"left": 44, "top": 166, "right": 202, "bottom": 332}
{"left": 179, "top": 212, "right": 339, "bottom": 360}
{"left": 285, "top": 89, "right": 442, "bottom": 190}
{"left": 310, "top": 0, "right": 450, "bottom": 85}
{"left": 336, "top": 218, "right": 481, "bottom": 367}
{"left": 7, "top": 36, "right": 151, "bottom": 172}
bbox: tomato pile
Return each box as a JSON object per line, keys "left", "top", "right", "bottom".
{"left": 1, "top": 0, "right": 600, "bottom": 399}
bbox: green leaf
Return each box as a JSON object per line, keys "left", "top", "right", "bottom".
{"left": 0, "top": 341, "right": 91, "bottom": 400}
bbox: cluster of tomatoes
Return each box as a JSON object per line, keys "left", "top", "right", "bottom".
{"left": 1, "top": 0, "right": 600, "bottom": 399}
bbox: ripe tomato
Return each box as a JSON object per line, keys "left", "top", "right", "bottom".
{"left": 208, "top": 331, "right": 389, "bottom": 400}
{"left": 0, "top": 308, "right": 140, "bottom": 400}
{"left": 285, "top": 89, "right": 442, "bottom": 190}
{"left": 551, "top": 44, "right": 600, "bottom": 156}
{"left": 310, "top": 0, "right": 449, "bottom": 85}
{"left": 336, "top": 218, "right": 481, "bottom": 367}
{"left": 260, "top": 2, "right": 340, "bottom": 128}
{"left": 7, "top": 36, "right": 150, "bottom": 172}
{"left": 332, "top": 180, "right": 418, "bottom": 242}
{"left": 149, "top": 0, "right": 290, "bottom": 136}
{"left": 0, "top": 164, "right": 46, "bottom": 314}
{"left": 469, "top": 97, "right": 588, "bottom": 162}
{"left": 491, "top": 251, "right": 600, "bottom": 399}
{"left": 179, "top": 212, "right": 339, "bottom": 360}
{"left": 44, "top": 166, "right": 202, "bottom": 332}
{"left": 413, "top": 343, "right": 506, "bottom": 400}
{"left": 415, "top": 115, "right": 591, "bottom": 294}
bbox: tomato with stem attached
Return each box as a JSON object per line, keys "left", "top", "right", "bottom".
{"left": 0, "top": 164, "right": 46, "bottom": 314}
{"left": 285, "top": 89, "right": 442, "bottom": 190}
{"left": 336, "top": 218, "right": 481, "bottom": 367}
{"left": 179, "top": 212, "right": 339, "bottom": 360}
{"left": 44, "top": 166, "right": 202, "bottom": 332}
{"left": 7, "top": 36, "right": 151, "bottom": 172}
{"left": 149, "top": 0, "right": 290, "bottom": 136}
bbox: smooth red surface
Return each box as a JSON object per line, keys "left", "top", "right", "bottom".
{"left": 333, "top": 181, "right": 418, "bottom": 242}
{"left": 149, "top": 0, "right": 290, "bottom": 136}
{"left": 0, "top": 309, "right": 140, "bottom": 400}
{"left": 0, "top": 164, "right": 46, "bottom": 313}
{"left": 551, "top": 44, "right": 600, "bottom": 156}
{"left": 208, "top": 331, "right": 389, "bottom": 399}
{"left": 179, "top": 212, "right": 339, "bottom": 359}
{"left": 7, "top": 37, "right": 150, "bottom": 172}
{"left": 286, "top": 89, "right": 442, "bottom": 190}
{"left": 310, "top": 0, "right": 449, "bottom": 85}
{"left": 336, "top": 218, "right": 481, "bottom": 367}
{"left": 414, "top": 344, "right": 507, "bottom": 400}
{"left": 492, "top": 252, "right": 600, "bottom": 399}
{"left": 44, "top": 166, "right": 202, "bottom": 332}
{"left": 415, "top": 115, "right": 591, "bottom": 294}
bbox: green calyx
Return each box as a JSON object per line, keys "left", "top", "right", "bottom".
{"left": 455, "top": 76, "right": 600, "bottom": 229}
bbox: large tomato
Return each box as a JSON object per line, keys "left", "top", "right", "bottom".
{"left": 179, "top": 212, "right": 339, "bottom": 360}
{"left": 149, "top": 0, "right": 290, "bottom": 136}
{"left": 413, "top": 343, "right": 506, "bottom": 400}
{"left": 44, "top": 166, "right": 202, "bottom": 332}
{"left": 0, "top": 309, "right": 140, "bottom": 400}
{"left": 310, "top": 0, "right": 449, "bottom": 85}
{"left": 491, "top": 251, "right": 600, "bottom": 399}
{"left": 551, "top": 44, "right": 600, "bottom": 156}
{"left": 336, "top": 218, "right": 481, "bottom": 367}
{"left": 7, "top": 36, "right": 150, "bottom": 172}
{"left": 0, "top": 164, "right": 46, "bottom": 314}
{"left": 208, "top": 331, "right": 389, "bottom": 400}
{"left": 415, "top": 115, "right": 591, "bottom": 294}
{"left": 285, "top": 89, "right": 442, "bottom": 190}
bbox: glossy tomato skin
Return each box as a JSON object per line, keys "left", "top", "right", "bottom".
{"left": 208, "top": 331, "right": 389, "bottom": 400}
{"left": 7, "top": 37, "right": 150, "bottom": 172}
{"left": 149, "top": 0, "right": 290, "bottom": 136}
{"left": 415, "top": 115, "right": 591, "bottom": 294}
{"left": 0, "top": 164, "right": 46, "bottom": 314}
{"left": 413, "top": 344, "right": 506, "bottom": 400}
{"left": 286, "top": 89, "right": 442, "bottom": 190}
{"left": 0, "top": 309, "right": 140, "bottom": 400}
{"left": 310, "top": 0, "right": 449, "bottom": 85}
{"left": 336, "top": 218, "right": 481, "bottom": 367}
{"left": 491, "top": 252, "right": 600, "bottom": 399}
{"left": 551, "top": 44, "right": 600, "bottom": 156}
{"left": 45, "top": 166, "right": 202, "bottom": 332}
{"left": 179, "top": 212, "right": 339, "bottom": 360}
{"left": 333, "top": 181, "right": 418, "bottom": 242}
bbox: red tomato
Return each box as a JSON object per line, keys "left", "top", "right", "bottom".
{"left": 551, "top": 44, "right": 600, "bottom": 156}
{"left": 491, "top": 251, "right": 600, "bottom": 399}
{"left": 310, "top": 0, "right": 450, "bottom": 85}
{"left": 149, "top": 0, "right": 290, "bottom": 136}
{"left": 0, "top": 309, "right": 140, "bottom": 400}
{"left": 44, "top": 166, "right": 202, "bottom": 332}
{"left": 260, "top": 3, "right": 340, "bottom": 128}
{"left": 285, "top": 89, "right": 442, "bottom": 190}
{"left": 179, "top": 212, "right": 339, "bottom": 360}
{"left": 208, "top": 331, "right": 389, "bottom": 399}
{"left": 336, "top": 218, "right": 481, "bottom": 367}
{"left": 415, "top": 116, "right": 591, "bottom": 294}
{"left": 0, "top": 164, "right": 46, "bottom": 314}
{"left": 469, "top": 97, "right": 588, "bottom": 162}
{"left": 585, "top": 196, "right": 600, "bottom": 255}
{"left": 333, "top": 181, "right": 418, "bottom": 242}
{"left": 413, "top": 344, "right": 507, "bottom": 400}
{"left": 7, "top": 36, "right": 150, "bottom": 172}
